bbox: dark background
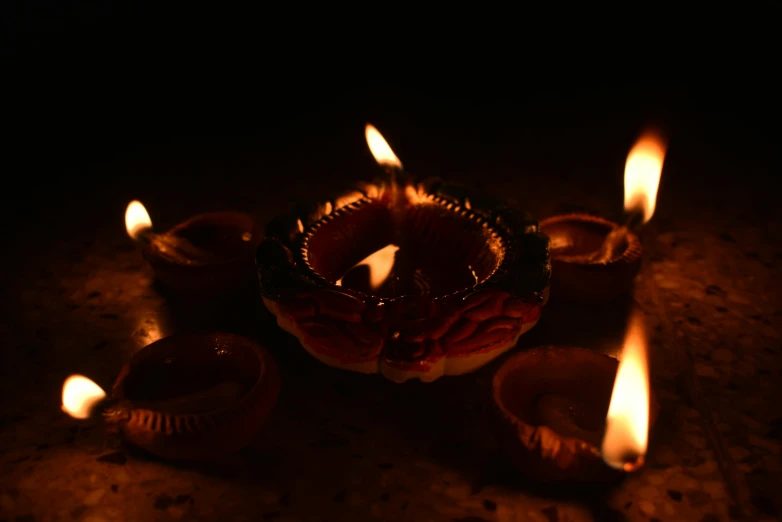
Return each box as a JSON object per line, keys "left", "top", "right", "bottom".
{"left": 3, "top": 4, "right": 781, "bottom": 222}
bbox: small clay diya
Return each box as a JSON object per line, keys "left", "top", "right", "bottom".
{"left": 491, "top": 345, "right": 657, "bottom": 482}
{"left": 539, "top": 129, "right": 668, "bottom": 303}
{"left": 107, "top": 332, "right": 279, "bottom": 460}
{"left": 125, "top": 201, "right": 261, "bottom": 295}
{"left": 538, "top": 214, "right": 641, "bottom": 303}
{"left": 257, "top": 177, "right": 551, "bottom": 382}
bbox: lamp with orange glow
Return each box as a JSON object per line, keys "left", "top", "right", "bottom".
{"left": 60, "top": 332, "right": 280, "bottom": 460}
{"left": 124, "top": 200, "right": 261, "bottom": 295}
{"left": 538, "top": 128, "right": 668, "bottom": 302}
{"left": 256, "top": 123, "right": 551, "bottom": 382}
{"left": 491, "top": 310, "right": 654, "bottom": 482}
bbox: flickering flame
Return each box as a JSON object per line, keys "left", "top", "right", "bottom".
{"left": 365, "top": 124, "right": 402, "bottom": 170}
{"left": 336, "top": 244, "right": 400, "bottom": 290}
{"left": 601, "top": 312, "right": 650, "bottom": 470}
{"left": 125, "top": 200, "right": 152, "bottom": 240}
{"left": 62, "top": 375, "right": 107, "bottom": 419}
{"left": 624, "top": 130, "right": 667, "bottom": 224}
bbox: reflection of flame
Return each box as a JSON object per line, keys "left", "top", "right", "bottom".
{"left": 624, "top": 130, "right": 667, "bottom": 224}
{"left": 601, "top": 312, "right": 650, "bottom": 470}
{"left": 336, "top": 244, "right": 400, "bottom": 290}
{"left": 125, "top": 200, "right": 152, "bottom": 240}
{"left": 365, "top": 124, "right": 402, "bottom": 169}
{"left": 62, "top": 375, "right": 107, "bottom": 419}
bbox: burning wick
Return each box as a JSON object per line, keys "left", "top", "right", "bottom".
{"left": 124, "top": 200, "right": 221, "bottom": 264}
{"left": 61, "top": 375, "right": 127, "bottom": 423}
{"left": 62, "top": 375, "right": 108, "bottom": 419}
{"left": 365, "top": 123, "right": 410, "bottom": 210}
{"left": 601, "top": 312, "right": 651, "bottom": 472}
{"left": 365, "top": 124, "right": 403, "bottom": 174}
{"left": 590, "top": 130, "right": 667, "bottom": 263}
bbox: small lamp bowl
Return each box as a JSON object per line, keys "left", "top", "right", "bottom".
{"left": 111, "top": 332, "right": 280, "bottom": 460}
{"left": 492, "top": 345, "right": 657, "bottom": 482}
{"left": 144, "top": 212, "right": 261, "bottom": 295}
{"left": 257, "top": 178, "right": 551, "bottom": 383}
{"left": 538, "top": 214, "right": 641, "bottom": 303}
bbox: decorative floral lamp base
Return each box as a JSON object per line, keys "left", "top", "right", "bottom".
{"left": 257, "top": 178, "right": 551, "bottom": 382}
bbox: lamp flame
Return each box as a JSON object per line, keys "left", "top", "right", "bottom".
{"left": 336, "top": 244, "right": 400, "bottom": 290}
{"left": 62, "top": 375, "right": 107, "bottom": 419}
{"left": 365, "top": 124, "right": 402, "bottom": 170}
{"left": 125, "top": 200, "right": 152, "bottom": 240}
{"left": 624, "top": 130, "right": 667, "bottom": 224}
{"left": 601, "top": 312, "right": 650, "bottom": 470}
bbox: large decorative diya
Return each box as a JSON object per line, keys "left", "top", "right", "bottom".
{"left": 492, "top": 314, "right": 657, "bottom": 482}
{"left": 125, "top": 201, "right": 261, "bottom": 295}
{"left": 539, "top": 129, "right": 667, "bottom": 303}
{"left": 257, "top": 173, "right": 550, "bottom": 382}
{"left": 62, "top": 332, "right": 280, "bottom": 460}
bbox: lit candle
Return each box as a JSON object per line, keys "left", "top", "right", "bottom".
{"left": 60, "top": 332, "right": 281, "bottom": 460}
{"left": 125, "top": 200, "right": 222, "bottom": 264}
{"left": 124, "top": 200, "right": 260, "bottom": 294}
{"left": 590, "top": 129, "right": 667, "bottom": 262}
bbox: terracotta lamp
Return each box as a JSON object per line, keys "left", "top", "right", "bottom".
{"left": 539, "top": 129, "right": 667, "bottom": 302}
{"left": 62, "top": 332, "right": 280, "bottom": 460}
{"left": 257, "top": 125, "right": 551, "bottom": 382}
{"left": 491, "top": 312, "right": 657, "bottom": 482}
{"left": 125, "top": 201, "right": 261, "bottom": 295}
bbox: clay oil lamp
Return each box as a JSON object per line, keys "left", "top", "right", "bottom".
{"left": 491, "top": 311, "right": 656, "bottom": 482}
{"left": 125, "top": 200, "right": 261, "bottom": 295}
{"left": 539, "top": 129, "right": 668, "bottom": 302}
{"left": 257, "top": 124, "right": 551, "bottom": 383}
{"left": 61, "top": 332, "right": 280, "bottom": 460}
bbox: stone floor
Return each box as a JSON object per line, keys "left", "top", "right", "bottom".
{"left": 1, "top": 115, "right": 780, "bottom": 521}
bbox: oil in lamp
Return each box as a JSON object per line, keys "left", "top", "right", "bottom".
{"left": 61, "top": 332, "right": 280, "bottom": 460}
{"left": 491, "top": 310, "right": 655, "bottom": 482}
{"left": 257, "top": 124, "right": 551, "bottom": 382}
{"left": 539, "top": 129, "right": 667, "bottom": 302}
{"left": 125, "top": 201, "right": 261, "bottom": 295}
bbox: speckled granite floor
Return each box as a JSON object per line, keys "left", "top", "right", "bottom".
{"left": 1, "top": 119, "right": 779, "bottom": 521}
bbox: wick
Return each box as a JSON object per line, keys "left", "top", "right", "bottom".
{"left": 85, "top": 397, "right": 132, "bottom": 424}
{"left": 604, "top": 448, "right": 646, "bottom": 472}
{"left": 588, "top": 210, "right": 644, "bottom": 263}
{"left": 621, "top": 453, "right": 645, "bottom": 473}
{"left": 589, "top": 225, "right": 629, "bottom": 263}
{"left": 137, "top": 227, "right": 222, "bottom": 264}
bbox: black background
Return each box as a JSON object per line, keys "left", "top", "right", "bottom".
{"left": 3, "top": 4, "right": 781, "bottom": 216}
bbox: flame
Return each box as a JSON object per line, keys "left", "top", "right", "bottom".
{"left": 62, "top": 375, "right": 107, "bottom": 419}
{"left": 125, "top": 200, "right": 152, "bottom": 240}
{"left": 624, "top": 130, "right": 667, "bottom": 224}
{"left": 601, "top": 312, "right": 650, "bottom": 470}
{"left": 365, "top": 124, "right": 402, "bottom": 169}
{"left": 336, "top": 244, "right": 400, "bottom": 289}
